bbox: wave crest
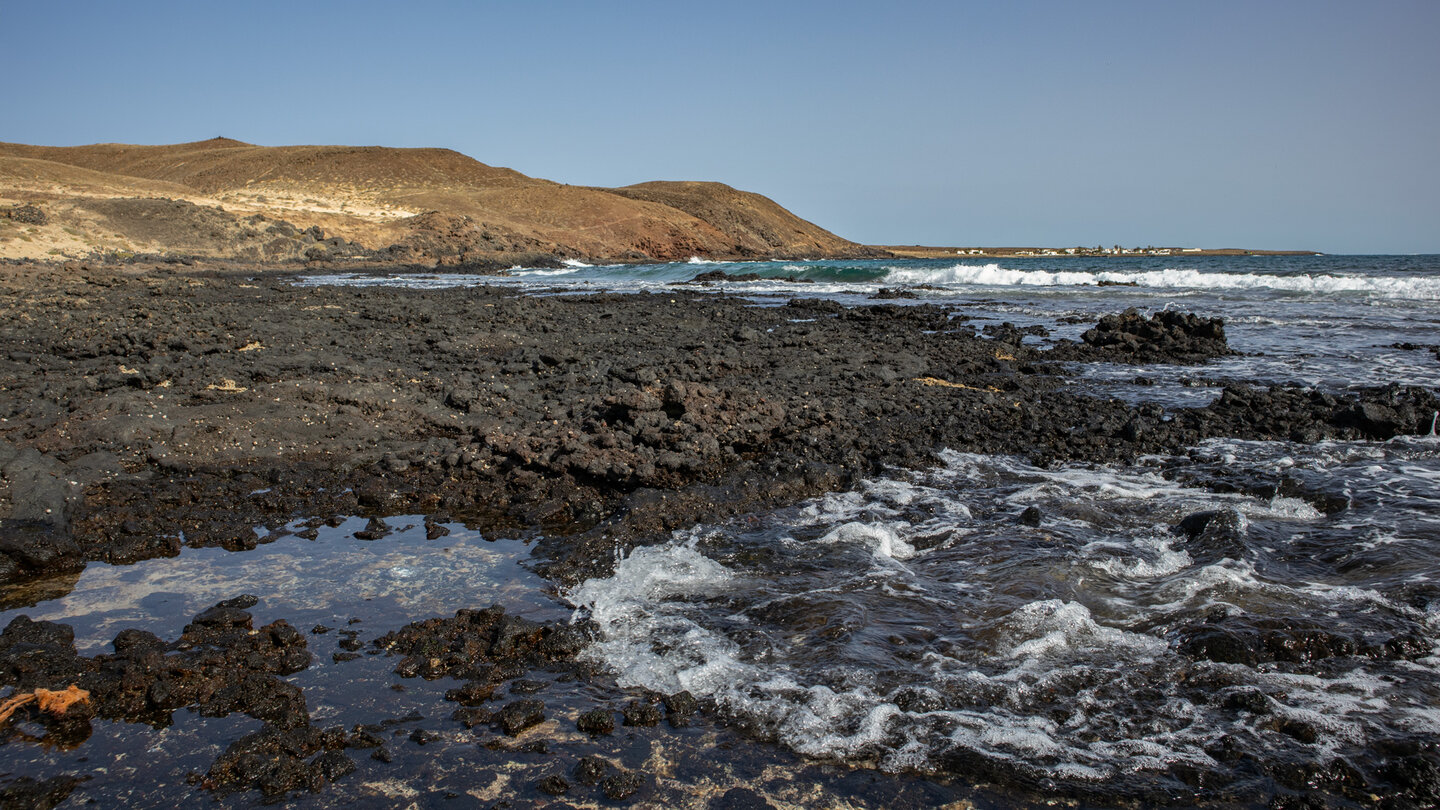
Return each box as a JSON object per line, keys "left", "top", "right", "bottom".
{"left": 881, "top": 263, "right": 1440, "bottom": 299}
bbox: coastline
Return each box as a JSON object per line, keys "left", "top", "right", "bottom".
{"left": 880, "top": 245, "right": 1324, "bottom": 259}
{"left": 1, "top": 261, "right": 1436, "bottom": 806}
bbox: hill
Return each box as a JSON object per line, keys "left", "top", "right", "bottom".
{"left": 0, "top": 138, "right": 882, "bottom": 266}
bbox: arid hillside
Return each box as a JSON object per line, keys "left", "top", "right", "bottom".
{"left": 0, "top": 138, "right": 883, "bottom": 266}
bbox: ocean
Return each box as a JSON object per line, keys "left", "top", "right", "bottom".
{"left": 541, "top": 255, "right": 1440, "bottom": 798}
{"left": 307, "top": 253, "right": 1440, "bottom": 801}
{"left": 7, "top": 254, "right": 1438, "bottom": 806}
{"left": 308, "top": 253, "right": 1440, "bottom": 397}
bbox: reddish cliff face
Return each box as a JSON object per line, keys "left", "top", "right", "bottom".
{"left": 0, "top": 139, "right": 882, "bottom": 265}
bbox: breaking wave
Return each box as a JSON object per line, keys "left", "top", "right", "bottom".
{"left": 880, "top": 263, "right": 1440, "bottom": 299}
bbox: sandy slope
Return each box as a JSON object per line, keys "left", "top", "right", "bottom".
{"left": 0, "top": 138, "right": 879, "bottom": 265}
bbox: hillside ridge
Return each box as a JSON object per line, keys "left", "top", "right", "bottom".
{"left": 0, "top": 139, "right": 881, "bottom": 266}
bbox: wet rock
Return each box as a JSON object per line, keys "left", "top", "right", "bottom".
{"left": 352, "top": 517, "right": 390, "bottom": 540}
{"left": 1378, "top": 751, "right": 1440, "bottom": 807}
{"left": 0, "top": 775, "right": 81, "bottom": 809}
{"left": 1374, "top": 633, "right": 1432, "bottom": 661}
{"left": 711, "top": 787, "right": 778, "bottom": 810}
{"left": 376, "top": 606, "right": 587, "bottom": 683}
{"left": 983, "top": 322, "right": 1047, "bottom": 342}
{"left": 1176, "top": 625, "right": 1260, "bottom": 666}
{"left": 0, "top": 521, "right": 84, "bottom": 583}
{"left": 1204, "top": 735, "right": 1245, "bottom": 763}
{"left": 204, "top": 725, "right": 325, "bottom": 799}
{"left": 577, "top": 707, "right": 615, "bottom": 735}
{"left": 1076, "top": 307, "right": 1233, "bottom": 363}
{"left": 1, "top": 597, "right": 316, "bottom": 789}
{"left": 346, "top": 729, "right": 385, "bottom": 748}
{"left": 1220, "top": 688, "right": 1272, "bottom": 714}
{"left": 445, "top": 681, "right": 497, "bottom": 705}
{"left": 1176, "top": 613, "right": 1376, "bottom": 670}
{"left": 497, "top": 698, "right": 546, "bottom": 735}
{"left": 1258, "top": 623, "right": 1359, "bottom": 665}
{"left": 689, "top": 270, "right": 763, "bottom": 283}
{"left": 602, "top": 769, "right": 644, "bottom": 800}
{"left": 451, "top": 706, "right": 494, "bottom": 727}
{"left": 515, "top": 738, "right": 550, "bottom": 754}
{"left": 189, "top": 604, "right": 254, "bottom": 628}
{"left": 871, "top": 287, "right": 918, "bottom": 300}
{"left": 423, "top": 516, "right": 450, "bottom": 539}
{"left": 492, "top": 615, "right": 545, "bottom": 658}
{"left": 2, "top": 267, "right": 1435, "bottom": 595}
{"left": 1172, "top": 508, "right": 1248, "bottom": 562}
{"left": 1271, "top": 718, "right": 1320, "bottom": 744}
{"left": 0, "top": 268, "right": 1437, "bottom": 805}
{"left": 1019, "top": 506, "right": 1043, "bottom": 527}
{"left": 313, "top": 750, "right": 356, "bottom": 782}
{"left": 664, "top": 690, "right": 698, "bottom": 727}
{"left": 537, "top": 774, "right": 571, "bottom": 795}
{"left": 622, "top": 698, "right": 662, "bottom": 727}
{"left": 574, "top": 755, "right": 612, "bottom": 785}
{"left": 509, "top": 678, "right": 548, "bottom": 695}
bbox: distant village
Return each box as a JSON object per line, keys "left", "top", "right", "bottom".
{"left": 882, "top": 245, "right": 1320, "bottom": 259}
{"left": 960, "top": 246, "right": 1204, "bottom": 257}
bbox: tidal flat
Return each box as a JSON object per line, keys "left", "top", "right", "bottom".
{"left": 1, "top": 261, "right": 1437, "bottom": 808}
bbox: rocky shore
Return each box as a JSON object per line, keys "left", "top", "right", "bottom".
{"left": 2, "top": 262, "right": 1437, "bottom": 807}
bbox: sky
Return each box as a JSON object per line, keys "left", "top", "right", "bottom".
{"left": 2, "top": 0, "right": 1437, "bottom": 254}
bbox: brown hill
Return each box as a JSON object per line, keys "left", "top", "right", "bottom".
{"left": 607, "top": 181, "right": 858, "bottom": 258}
{"left": 0, "top": 138, "right": 539, "bottom": 192}
{"left": 0, "top": 139, "right": 880, "bottom": 265}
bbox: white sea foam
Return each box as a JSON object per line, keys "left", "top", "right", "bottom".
{"left": 880, "top": 263, "right": 1440, "bottom": 299}
{"left": 816, "top": 522, "right": 917, "bottom": 560}
{"left": 568, "top": 443, "right": 1440, "bottom": 785}
{"left": 1254, "top": 495, "right": 1324, "bottom": 520}
{"left": 1000, "top": 600, "right": 1166, "bottom": 662}
{"left": 512, "top": 267, "right": 583, "bottom": 276}
{"left": 1083, "top": 534, "right": 1193, "bottom": 579}
{"left": 567, "top": 541, "right": 744, "bottom": 695}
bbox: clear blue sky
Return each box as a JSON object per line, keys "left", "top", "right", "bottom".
{"left": 3, "top": 0, "right": 1437, "bottom": 253}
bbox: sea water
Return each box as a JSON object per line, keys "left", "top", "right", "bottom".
{"left": 487, "top": 253, "right": 1437, "bottom": 799}
{"left": 567, "top": 438, "right": 1440, "bottom": 797}
{"left": 305, "top": 253, "right": 1440, "bottom": 397}
{"left": 8, "top": 255, "right": 1438, "bottom": 804}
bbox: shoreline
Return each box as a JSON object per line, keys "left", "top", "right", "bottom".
{"left": 879, "top": 245, "right": 1324, "bottom": 259}
{"left": 1, "top": 262, "right": 1436, "bottom": 805}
